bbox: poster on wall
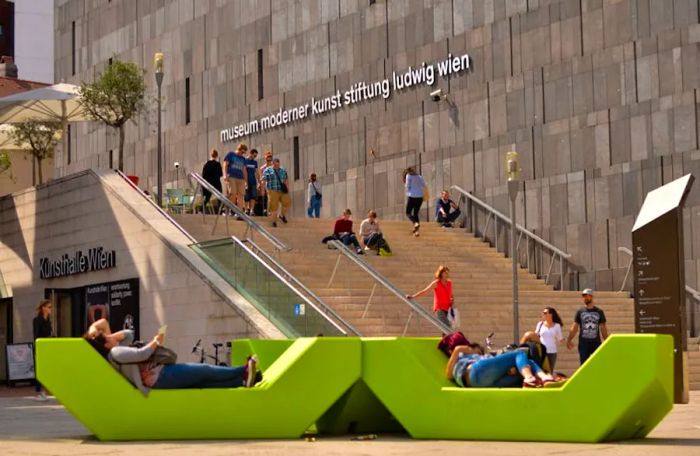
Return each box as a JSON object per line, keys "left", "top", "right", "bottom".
{"left": 84, "top": 278, "right": 139, "bottom": 340}
{"left": 108, "top": 279, "right": 139, "bottom": 340}
{"left": 6, "top": 343, "right": 35, "bottom": 381}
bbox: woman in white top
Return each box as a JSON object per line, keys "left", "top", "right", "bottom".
{"left": 535, "top": 307, "right": 565, "bottom": 371}
{"left": 307, "top": 173, "right": 322, "bottom": 218}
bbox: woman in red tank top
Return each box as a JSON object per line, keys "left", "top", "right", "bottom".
{"left": 406, "top": 265, "right": 454, "bottom": 328}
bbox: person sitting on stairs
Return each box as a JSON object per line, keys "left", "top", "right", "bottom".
{"left": 359, "top": 210, "right": 392, "bottom": 256}
{"left": 435, "top": 190, "right": 461, "bottom": 228}
{"left": 321, "top": 209, "right": 364, "bottom": 255}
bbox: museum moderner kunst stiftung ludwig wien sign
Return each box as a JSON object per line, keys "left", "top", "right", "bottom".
{"left": 220, "top": 52, "right": 472, "bottom": 143}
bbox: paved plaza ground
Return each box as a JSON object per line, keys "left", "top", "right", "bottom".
{"left": 1, "top": 387, "right": 699, "bottom": 456}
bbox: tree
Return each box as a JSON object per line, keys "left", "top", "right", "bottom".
{"left": 8, "top": 120, "right": 62, "bottom": 185}
{"left": 0, "top": 151, "right": 10, "bottom": 175}
{"left": 78, "top": 60, "right": 146, "bottom": 171}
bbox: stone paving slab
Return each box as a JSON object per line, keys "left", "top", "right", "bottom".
{"left": 1, "top": 392, "right": 699, "bottom": 455}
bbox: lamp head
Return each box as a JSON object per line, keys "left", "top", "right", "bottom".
{"left": 174, "top": 161, "right": 180, "bottom": 169}
{"left": 154, "top": 52, "right": 164, "bottom": 74}
{"left": 506, "top": 151, "right": 520, "bottom": 182}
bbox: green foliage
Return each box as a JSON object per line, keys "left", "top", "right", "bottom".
{"left": 0, "top": 151, "right": 10, "bottom": 174}
{"left": 78, "top": 60, "right": 146, "bottom": 129}
{"left": 8, "top": 120, "right": 62, "bottom": 185}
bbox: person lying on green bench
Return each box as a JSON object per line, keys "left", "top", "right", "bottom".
{"left": 84, "top": 319, "right": 260, "bottom": 395}
{"left": 446, "top": 343, "right": 560, "bottom": 388}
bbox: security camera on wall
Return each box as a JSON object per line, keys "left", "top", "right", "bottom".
{"left": 430, "top": 89, "right": 444, "bottom": 102}
{"left": 174, "top": 162, "right": 180, "bottom": 169}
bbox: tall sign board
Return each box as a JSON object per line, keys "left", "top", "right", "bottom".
{"left": 632, "top": 174, "right": 694, "bottom": 404}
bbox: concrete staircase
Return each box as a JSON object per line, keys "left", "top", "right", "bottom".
{"left": 173, "top": 214, "right": 640, "bottom": 376}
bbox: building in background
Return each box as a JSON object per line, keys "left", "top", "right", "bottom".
{"left": 13, "top": 0, "right": 53, "bottom": 83}
{"left": 51, "top": 0, "right": 700, "bottom": 291}
{"left": 0, "top": 0, "right": 13, "bottom": 58}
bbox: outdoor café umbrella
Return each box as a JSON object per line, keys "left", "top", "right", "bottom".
{"left": 0, "top": 83, "right": 87, "bottom": 166}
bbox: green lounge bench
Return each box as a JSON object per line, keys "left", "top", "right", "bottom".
{"left": 361, "top": 334, "right": 674, "bottom": 442}
{"left": 36, "top": 337, "right": 360, "bottom": 440}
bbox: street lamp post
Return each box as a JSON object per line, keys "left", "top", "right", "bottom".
{"left": 154, "top": 52, "right": 164, "bottom": 208}
{"left": 506, "top": 151, "right": 521, "bottom": 344}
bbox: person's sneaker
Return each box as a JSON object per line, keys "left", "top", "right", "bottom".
{"left": 279, "top": 215, "right": 288, "bottom": 224}
{"left": 443, "top": 222, "right": 454, "bottom": 228}
{"left": 35, "top": 392, "right": 48, "bottom": 401}
{"left": 271, "top": 221, "right": 277, "bottom": 227}
{"left": 356, "top": 248, "right": 364, "bottom": 255}
{"left": 245, "top": 356, "right": 258, "bottom": 387}
{"left": 364, "top": 246, "right": 370, "bottom": 251}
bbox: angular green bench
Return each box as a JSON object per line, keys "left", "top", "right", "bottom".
{"left": 361, "top": 334, "right": 674, "bottom": 442}
{"left": 38, "top": 334, "right": 672, "bottom": 441}
{"left": 36, "top": 337, "right": 360, "bottom": 440}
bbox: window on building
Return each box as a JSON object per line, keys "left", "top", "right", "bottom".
{"left": 293, "top": 136, "right": 300, "bottom": 181}
{"left": 109, "top": 150, "right": 113, "bottom": 169}
{"left": 118, "top": 150, "right": 123, "bottom": 171}
{"left": 257, "top": 48, "right": 263, "bottom": 100}
{"left": 108, "top": 58, "right": 112, "bottom": 66}
{"left": 185, "top": 77, "right": 190, "bottom": 124}
{"left": 71, "top": 21, "right": 76, "bottom": 75}
{"left": 66, "top": 125, "right": 72, "bottom": 165}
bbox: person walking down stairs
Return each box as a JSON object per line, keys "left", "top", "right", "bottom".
{"left": 261, "top": 158, "right": 291, "bottom": 227}
{"left": 403, "top": 167, "right": 426, "bottom": 237}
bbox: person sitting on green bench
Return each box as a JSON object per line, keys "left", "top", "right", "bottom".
{"left": 84, "top": 319, "right": 259, "bottom": 394}
{"left": 446, "top": 343, "right": 559, "bottom": 388}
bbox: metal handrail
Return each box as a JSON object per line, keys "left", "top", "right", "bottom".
{"left": 327, "top": 240, "right": 453, "bottom": 334}
{"left": 241, "top": 237, "right": 362, "bottom": 336}
{"left": 189, "top": 172, "right": 290, "bottom": 252}
{"left": 450, "top": 184, "right": 573, "bottom": 289}
{"left": 114, "top": 169, "right": 196, "bottom": 243}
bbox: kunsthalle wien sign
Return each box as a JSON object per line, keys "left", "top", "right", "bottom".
{"left": 221, "top": 52, "right": 471, "bottom": 142}
{"left": 39, "top": 247, "right": 116, "bottom": 279}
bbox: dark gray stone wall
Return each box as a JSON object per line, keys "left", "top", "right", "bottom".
{"left": 54, "top": 0, "right": 700, "bottom": 291}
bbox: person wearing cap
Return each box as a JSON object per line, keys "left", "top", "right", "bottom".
{"left": 261, "top": 157, "right": 291, "bottom": 227}
{"left": 566, "top": 289, "right": 608, "bottom": 365}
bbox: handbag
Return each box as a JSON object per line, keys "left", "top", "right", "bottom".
{"left": 422, "top": 185, "right": 430, "bottom": 202}
{"left": 151, "top": 346, "right": 177, "bottom": 365}
{"left": 274, "top": 169, "right": 288, "bottom": 194}
{"left": 312, "top": 182, "right": 322, "bottom": 199}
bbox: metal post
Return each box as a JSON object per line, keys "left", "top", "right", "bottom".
{"left": 156, "top": 74, "right": 163, "bottom": 207}
{"left": 509, "top": 180, "right": 519, "bottom": 344}
{"left": 154, "top": 52, "right": 165, "bottom": 208}
{"left": 506, "top": 151, "right": 521, "bottom": 344}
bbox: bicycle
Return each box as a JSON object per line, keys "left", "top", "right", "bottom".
{"left": 191, "top": 339, "right": 232, "bottom": 366}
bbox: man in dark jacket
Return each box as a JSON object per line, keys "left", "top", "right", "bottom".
{"left": 201, "top": 149, "right": 223, "bottom": 213}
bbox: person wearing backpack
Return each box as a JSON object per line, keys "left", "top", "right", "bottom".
{"left": 307, "top": 173, "right": 322, "bottom": 218}
{"left": 84, "top": 319, "right": 260, "bottom": 395}
{"left": 535, "top": 306, "right": 565, "bottom": 371}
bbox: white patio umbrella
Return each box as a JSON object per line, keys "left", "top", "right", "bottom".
{"left": 0, "top": 83, "right": 88, "bottom": 167}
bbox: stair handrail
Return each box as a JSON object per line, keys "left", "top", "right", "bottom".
{"left": 114, "top": 169, "right": 196, "bottom": 243}
{"left": 327, "top": 240, "right": 453, "bottom": 334}
{"left": 241, "top": 237, "right": 362, "bottom": 336}
{"left": 189, "top": 172, "right": 290, "bottom": 252}
{"left": 450, "top": 185, "right": 573, "bottom": 289}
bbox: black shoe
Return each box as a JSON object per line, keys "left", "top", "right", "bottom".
{"left": 272, "top": 221, "right": 277, "bottom": 227}
{"left": 356, "top": 248, "right": 364, "bottom": 255}
{"left": 279, "top": 215, "right": 288, "bottom": 224}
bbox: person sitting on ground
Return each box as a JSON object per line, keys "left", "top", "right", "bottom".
{"left": 328, "top": 209, "right": 363, "bottom": 255}
{"left": 84, "top": 319, "right": 260, "bottom": 394}
{"left": 446, "top": 343, "right": 560, "bottom": 388}
{"left": 435, "top": 190, "right": 461, "bottom": 228}
{"left": 359, "top": 210, "right": 392, "bottom": 256}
